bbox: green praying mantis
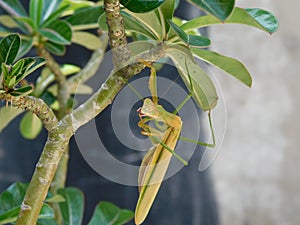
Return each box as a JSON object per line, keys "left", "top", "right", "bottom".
{"left": 134, "top": 61, "right": 216, "bottom": 225}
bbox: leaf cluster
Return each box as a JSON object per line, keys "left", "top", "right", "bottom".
{"left": 0, "top": 183, "right": 133, "bottom": 225}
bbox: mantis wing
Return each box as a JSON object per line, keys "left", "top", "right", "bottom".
{"left": 135, "top": 125, "right": 181, "bottom": 225}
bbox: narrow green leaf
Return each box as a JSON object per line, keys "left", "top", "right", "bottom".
{"left": 58, "top": 188, "right": 84, "bottom": 225}
{"left": 169, "top": 19, "right": 189, "bottom": 42}
{"left": 41, "top": 0, "right": 63, "bottom": 23}
{"left": 88, "top": 201, "right": 134, "bottom": 225}
{"left": 72, "top": 32, "right": 102, "bottom": 50}
{"left": 10, "top": 85, "right": 33, "bottom": 97}
{"left": 120, "top": 0, "right": 165, "bottom": 13}
{"left": 0, "top": 106, "right": 23, "bottom": 133}
{"left": 0, "top": 0, "right": 27, "bottom": 17}
{"left": 0, "top": 34, "right": 20, "bottom": 64}
{"left": 42, "top": 5, "right": 70, "bottom": 28}
{"left": 30, "top": 0, "right": 43, "bottom": 27}
{"left": 187, "top": 35, "right": 210, "bottom": 48}
{"left": 166, "top": 46, "right": 218, "bottom": 110}
{"left": 157, "top": 0, "right": 176, "bottom": 35}
{"left": 168, "top": 20, "right": 210, "bottom": 47}
{"left": 65, "top": 6, "right": 103, "bottom": 30}
{"left": 40, "top": 20, "right": 72, "bottom": 45}
{"left": 25, "top": 57, "right": 46, "bottom": 76}
{"left": 192, "top": 48, "right": 252, "bottom": 87}
{"left": 11, "top": 57, "right": 34, "bottom": 80}
{"left": 0, "top": 15, "right": 18, "bottom": 28}
{"left": 11, "top": 57, "right": 44, "bottom": 84}
{"left": 15, "top": 16, "right": 37, "bottom": 31}
{"left": 181, "top": 7, "right": 279, "bottom": 34}
{"left": 187, "top": 0, "right": 235, "bottom": 21}
{"left": 44, "top": 41, "right": 66, "bottom": 56}
{"left": 20, "top": 111, "right": 43, "bottom": 139}
{"left": 45, "top": 194, "right": 65, "bottom": 204}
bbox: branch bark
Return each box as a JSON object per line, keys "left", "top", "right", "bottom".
{"left": 0, "top": 94, "right": 58, "bottom": 131}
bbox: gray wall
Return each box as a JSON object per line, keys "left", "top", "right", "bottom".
{"left": 209, "top": 0, "right": 300, "bottom": 224}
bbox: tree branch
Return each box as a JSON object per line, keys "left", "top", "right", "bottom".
{"left": 37, "top": 45, "right": 70, "bottom": 119}
{"left": 0, "top": 94, "right": 58, "bottom": 131}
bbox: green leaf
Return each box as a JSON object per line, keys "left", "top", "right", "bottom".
{"left": 187, "top": 35, "right": 210, "bottom": 48}
{"left": 39, "top": 91, "right": 56, "bottom": 105}
{"left": 120, "top": 0, "right": 166, "bottom": 13}
{"left": 65, "top": 6, "right": 104, "bottom": 31}
{"left": 40, "top": 20, "right": 72, "bottom": 45}
{"left": 20, "top": 111, "right": 43, "bottom": 139}
{"left": 10, "top": 85, "right": 33, "bottom": 97}
{"left": 14, "top": 17, "right": 35, "bottom": 31}
{"left": 72, "top": 32, "right": 102, "bottom": 50}
{"left": 99, "top": 11, "right": 159, "bottom": 40}
{"left": 41, "top": 0, "right": 63, "bottom": 24}
{"left": 45, "top": 194, "right": 65, "bottom": 204}
{"left": 0, "top": 15, "right": 18, "bottom": 28}
{"left": 244, "top": 8, "right": 279, "bottom": 33}
{"left": 192, "top": 48, "right": 252, "bottom": 87}
{"left": 0, "top": 106, "right": 23, "bottom": 133}
{"left": 157, "top": 0, "right": 176, "bottom": 35}
{"left": 0, "top": 0, "right": 27, "bottom": 17}
{"left": 58, "top": 188, "right": 84, "bottom": 225}
{"left": 0, "top": 207, "right": 20, "bottom": 225}
{"left": 11, "top": 57, "right": 35, "bottom": 81}
{"left": 44, "top": 41, "right": 66, "bottom": 56}
{"left": 16, "top": 39, "right": 33, "bottom": 60}
{"left": 88, "top": 201, "right": 134, "bottom": 225}
{"left": 181, "top": 7, "right": 279, "bottom": 34}
{"left": 166, "top": 46, "right": 218, "bottom": 111}
{"left": 30, "top": 0, "right": 43, "bottom": 27}
{"left": 123, "top": 10, "right": 162, "bottom": 39}
{"left": 187, "top": 0, "right": 235, "bottom": 21}
{"left": 25, "top": 57, "right": 46, "bottom": 76}
{"left": 0, "top": 34, "right": 20, "bottom": 64}
{"left": 42, "top": 5, "right": 70, "bottom": 28}
{"left": 0, "top": 183, "right": 54, "bottom": 224}
{"left": 11, "top": 57, "right": 45, "bottom": 84}
{"left": 168, "top": 20, "right": 210, "bottom": 47}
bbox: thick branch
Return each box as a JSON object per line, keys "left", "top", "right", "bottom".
{"left": 0, "top": 94, "right": 58, "bottom": 131}
{"left": 16, "top": 126, "right": 72, "bottom": 225}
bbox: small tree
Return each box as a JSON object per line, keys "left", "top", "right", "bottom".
{"left": 0, "top": 0, "right": 278, "bottom": 224}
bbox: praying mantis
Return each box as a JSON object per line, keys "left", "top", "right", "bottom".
{"left": 134, "top": 62, "right": 216, "bottom": 224}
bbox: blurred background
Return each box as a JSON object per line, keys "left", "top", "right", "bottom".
{"left": 0, "top": 0, "right": 299, "bottom": 225}
{"left": 210, "top": 0, "right": 300, "bottom": 224}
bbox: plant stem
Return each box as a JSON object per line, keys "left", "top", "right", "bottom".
{"left": 0, "top": 94, "right": 58, "bottom": 131}
{"left": 36, "top": 45, "right": 70, "bottom": 119}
